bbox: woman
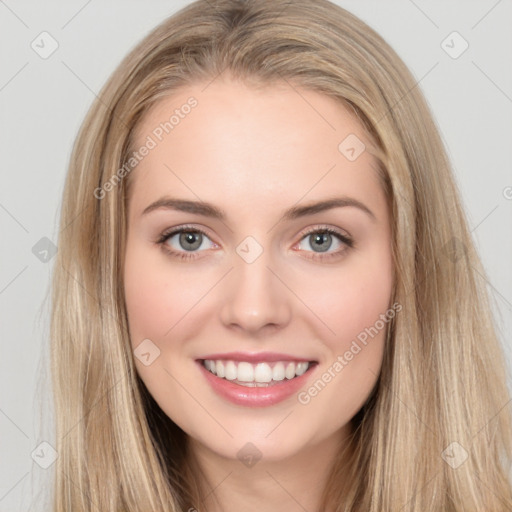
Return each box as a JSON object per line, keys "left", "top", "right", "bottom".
{"left": 50, "top": 0, "right": 512, "bottom": 510}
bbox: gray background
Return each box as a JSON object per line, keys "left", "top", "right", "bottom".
{"left": 1, "top": 1, "right": 511, "bottom": 510}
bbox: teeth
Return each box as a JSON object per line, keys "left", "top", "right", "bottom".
{"left": 225, "top": 361, "right": 237, "bottom": 381}
{"left": 202, "top": 359, "right": 311, "bottom": 383}
{"left": 295, "top": 362, "right": 309, "bottom": 376}
{"left": 285, "top": 362, "right": 295, "bottom": 379}
{"left": 254, "top": 362, "right": 272, "bottom": 383}
{"left": 272, "top": 362, "right": 285, "bottom": 381}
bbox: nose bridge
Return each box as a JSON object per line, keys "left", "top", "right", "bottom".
{"left": 219, "top": 242, "right": 292, "bottom": 332}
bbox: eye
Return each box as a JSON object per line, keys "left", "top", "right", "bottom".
{"left": 295, "top": 227, "right": 353, "bottom": 260}
{"left": 157, "top": 225, "right": 217, "bottom": 260}
{"left": 156, "top": 225, "right": 353, "bottom": 262}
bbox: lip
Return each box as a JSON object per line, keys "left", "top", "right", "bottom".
{"left": 196, "top": 359, "right": 318, "bottom": 407}
{"left": 197, "top": 351, "right": 316, "bottom": 363}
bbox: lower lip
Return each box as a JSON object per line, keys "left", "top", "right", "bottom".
{"left": 196, "top": 360, "right": 318, "bottom": 407}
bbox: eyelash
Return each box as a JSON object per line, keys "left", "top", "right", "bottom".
{"left": 156, "top": 224, "right": 354, "bottom": 262}
{"left": 298, "top": 226, "right": 354, "bottom": 261}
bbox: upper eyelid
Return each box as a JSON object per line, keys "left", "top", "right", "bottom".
{"left": 160, "top": 224, "right": 213, "bottom": 238}
{"left": 299, "top": 225, "right": 351, "bottom": 238}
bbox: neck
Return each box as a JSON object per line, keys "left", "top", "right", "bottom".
{"left": 185, "top": 424, "right": 354, "bottom": 512}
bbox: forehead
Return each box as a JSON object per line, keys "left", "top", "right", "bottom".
{"left": 128, "top": 77, "right": 383, "bottom": 217}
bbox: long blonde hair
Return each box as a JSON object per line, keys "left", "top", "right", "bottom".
{"left": 50, "top": 0, "right": 512, "bottom": 510}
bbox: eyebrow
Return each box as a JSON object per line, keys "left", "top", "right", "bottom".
{"left": 141, "top": 196, "right": 376, "bottom": 222}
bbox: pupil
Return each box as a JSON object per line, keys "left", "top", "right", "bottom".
{"left": 180, "top": 231, "right": 202, "bottom": 251}
{"left": 310, "top": 232, "right": 331, "bottom": 252}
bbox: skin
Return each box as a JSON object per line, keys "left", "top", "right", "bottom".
{"left": 123, "top": 75, "right": 394, "bottom": 512}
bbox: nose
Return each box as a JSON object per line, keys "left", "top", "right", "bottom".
{"left": 219, "top": 250, "right": 292, "bottom": 335}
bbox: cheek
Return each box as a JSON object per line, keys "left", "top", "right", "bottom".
{"left": 124, "top": 267, "right": 166, "bottom": 344}
{"left": 124, "top": 243, "right": 212, "bottom": 344}
{"left": 294, "top": 251, "right": 393, "bottom": 420}
{"left": 302, "top": 247, "right": 394, "bottom": 348}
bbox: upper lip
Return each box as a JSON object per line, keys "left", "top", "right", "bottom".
{"left": 197, "top": 351, "right": 317, "bottom": 363}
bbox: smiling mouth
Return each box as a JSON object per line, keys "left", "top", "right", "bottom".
{"left": 199, "top": 359, "right": 318, "bottom": 387}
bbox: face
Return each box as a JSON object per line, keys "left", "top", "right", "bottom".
{"left": 123, "top": 76, "right": 394, "bottom": 463}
